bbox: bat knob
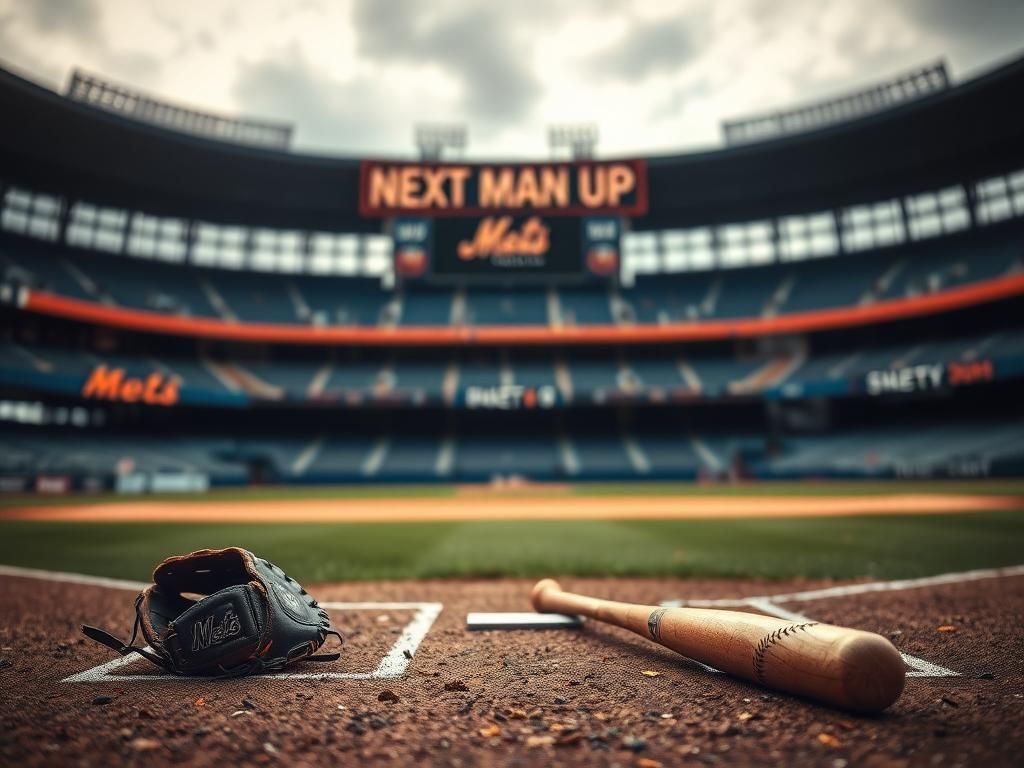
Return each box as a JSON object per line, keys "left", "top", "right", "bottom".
{"left": 531, "top": 578, "right": 562, "bottom": 611}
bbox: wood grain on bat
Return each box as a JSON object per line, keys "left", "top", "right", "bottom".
{"left": 531, "top": 579, "right": 905, "bottom": 713}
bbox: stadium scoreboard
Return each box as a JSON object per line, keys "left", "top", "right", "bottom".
{"left": 359, "top": 160, "right": 647, "bottom": 282}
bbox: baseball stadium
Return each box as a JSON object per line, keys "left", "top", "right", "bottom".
{"left": 2, "top": 7, "right": 1024, "bottom": 765}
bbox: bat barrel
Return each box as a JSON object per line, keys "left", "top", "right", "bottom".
{"left": 531, "top": 579, "right": 905, "bottom": 713}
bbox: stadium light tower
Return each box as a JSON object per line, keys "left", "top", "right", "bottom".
{"left": 548, "top": 124, "right": 599, "bottom": 160}
{"left": 415, "top": 124, "right": 468, "bottom": 161}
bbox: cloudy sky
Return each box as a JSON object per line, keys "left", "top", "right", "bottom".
{"left": 1, "top": 0, "right": 1022, "bottom": 158}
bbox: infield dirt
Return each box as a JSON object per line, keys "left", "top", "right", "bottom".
{"left": 3, "top": 492, "right": 1021, "bottom": 523}
{"left": 2, "top": 568, "right": 1022, "bottom": 767}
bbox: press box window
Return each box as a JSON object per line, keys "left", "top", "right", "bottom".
{"left": 975, "top": 170, "right": 1024, "bottom": 225}
{"left": 660, "top": 228, "right": 714, "bottom": 272}
{"left": 192, "top": 223, "right": 246, "bottom": 269}
{"left": 840, "top": 200, "right": 904, "bottom": 252}
{"left": 127, "top": 214, "right": 187, "bottom": 262}
{"left": 362, "top": 235, "right": 393, "bottom": 276}
{"left": 717, "top": 221, "right": 773, "bottom": 268}
{"left": 1, "top": 187, "right": 61, "bottom": 241}
{"left": 66, "top": 203, "right": 128, "bottom": 252}
{"left": 309, "top": 233, "right": 360, "bottom": 275}
{"left": 250, "top": 229, "right": 304, "bottom": 272}
{"left": 905, "top": 186, "right": 969, "bottom": 240}
{"left": 778, "top": 212, "right": 838, "bottom": 261}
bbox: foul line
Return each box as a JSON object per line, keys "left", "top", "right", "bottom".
{"left": 661, "top": 564, "right": 1024, "bottom": 679}
{"left": 61, "top": 601, "right": 443, "bottom": 683}
{"left": 0, "top": 564, "right": 147, "bottom": 591}
{"left": 0, "top": 564, "right": 443, "bottom": 683}
{"left": 661, "top": 564, "right": 1024, "bottom": 609}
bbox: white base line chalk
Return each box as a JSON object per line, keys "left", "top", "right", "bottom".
{"left": 61, "top": 602, "right": 443, "bottom": 683}
{"left": 660, "top": 564, "right": 1024, "bottom": 679}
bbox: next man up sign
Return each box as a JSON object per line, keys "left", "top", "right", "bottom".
{"left": 359, "top": 160, "right": 646, "bottom": 281}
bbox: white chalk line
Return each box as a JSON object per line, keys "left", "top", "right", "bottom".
{"left": 663, "top": 564, "right": 1024, "bottom": 609}
{"left": 0, "top": 564, "right": 147, "bottom": 591}
{"left": 60, "top": 602, "right": 443, "bottom": 683}
{"left": 0, "top": 564, "right": 442, "bottom": 683}
{"left": 743, "top": 598, "right": 957, "bottom": 678}
{"left": 6, "top": 562, "right": 1021, "bottom": 683}
{"left": 661, "top": 564, "right": 1024, "bottom": 679}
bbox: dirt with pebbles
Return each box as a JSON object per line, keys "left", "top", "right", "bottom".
{"left": 1, "top": 572, "right": 1022, "bottom": 767}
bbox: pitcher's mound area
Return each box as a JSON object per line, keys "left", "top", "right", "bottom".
{"left": 2, "top": 566, "right": 1023, "bottom": 766}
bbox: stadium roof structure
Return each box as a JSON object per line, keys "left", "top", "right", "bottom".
{"left": 721, "top": 61, "right": 951, "bottom": 145}
{"left": 1, "top": 55, "right": 1023, "bottom": 232}
{"left": 65, "top": 69, "right": 294, "bottom": 151}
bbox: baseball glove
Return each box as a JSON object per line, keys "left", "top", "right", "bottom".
{"left": 82, "top": 547, "right": 342, "bottom": 677}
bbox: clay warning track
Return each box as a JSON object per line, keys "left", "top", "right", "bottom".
{"left": 1, "top": 567, "right": 1023, "bottom": 766}
{"left": 3, "top": 493, "right": 1021, "bottom": 523}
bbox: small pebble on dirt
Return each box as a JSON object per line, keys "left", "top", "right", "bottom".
{"left": 526, "top": 735, "right": 554, "bottom": 748}
{"left": 242, "top": 698, "right": 257, "bottom": 710}
{"left": 92, "top": 696, "right": 113, "bottom": 705}
{"left": 378, "top": 690, "right": 400, "bottom": 704}
{"left": 622, "top": 736, "right": 646, "bottom": 752}
{"left": 128, "top": 738, "right": 161, "bottom": 752}
{"left": 443, "top": 680, "right": 469, "bottom": 692}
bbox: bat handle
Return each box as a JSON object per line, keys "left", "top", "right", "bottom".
{"left": 531, "top": 579, "right": 645, "bottom": 629}
{"left": 532, "top": 579, "right": 586, "bottom": 614}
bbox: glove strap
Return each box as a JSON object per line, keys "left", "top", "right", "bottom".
{"left": 306, "top": 629, "right": 344, "bottom": 662}
{"left": 82, "top": 615, "right": 173, "bottom": 672}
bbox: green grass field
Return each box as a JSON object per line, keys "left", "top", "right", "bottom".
{"left": 2, "top": 481, "right": 1023, "bottom": 582}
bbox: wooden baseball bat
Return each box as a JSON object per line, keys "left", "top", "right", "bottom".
{"left": 531, "top": 579, "right": 905, "bottom": 713}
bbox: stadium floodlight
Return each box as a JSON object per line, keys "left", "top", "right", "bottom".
{"left": 548, "top": 124, "right": 599, "bottom": 160}
{"left": 414, "top": 124, "right": 468, "bottom": 161}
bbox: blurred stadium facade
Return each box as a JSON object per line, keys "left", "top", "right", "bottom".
{"left": 1, "top": 58, "right": 1023, "bottom": 494}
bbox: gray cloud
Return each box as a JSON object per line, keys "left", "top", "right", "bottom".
{"left": 902, "top": 0, "right": 1024, "bottom": 47}
{"left": 0, "top": 0, "right": 160, "bottom": 89}
{"left": 232, "top": 46, "right": 409, "bottom": 155}
{"left": 900, "top": 0, "right": 1024, "bottom": 72}
{"left": 3, "top": 0, "right": 1024, "bottom": 159}
{"left": 26, "top": 0, "right": 100, "bottom": 40}
{"left": 587, "top": 13, "right": 705, "bottom": 80}
{"left": 352, "top": 0, "right": 542, "bottom": 125}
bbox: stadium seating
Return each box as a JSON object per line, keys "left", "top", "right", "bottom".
{"left": 5, "top": 420, "right": 1022, "bottom": 484}
{"left": 3, "top": 325, "right": 1023, "bottom": 405}
{"left": 4, "top": 225, "right": 1022, "bottom": 329}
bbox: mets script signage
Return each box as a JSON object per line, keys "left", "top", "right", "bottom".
{"left": 81, "top": 365, "right": 179, "bottom": 406}
{"left": 433, "top": 216, "right": 581, "bottom": 276}
{"left": 360, "top": 160, "right": 648, "bottom": 217}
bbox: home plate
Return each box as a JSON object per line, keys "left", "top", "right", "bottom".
{"left": 466, "top": 612, "right": 583, "bottom": 630}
